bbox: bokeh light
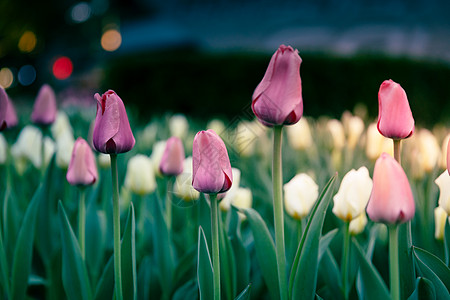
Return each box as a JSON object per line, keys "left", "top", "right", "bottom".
{"left": 18, "top": 65, "right": 36, "bottom": 86}
{"left": 52, "top": 56, "right": 73, "bottom": 80}
{"left": 101, "top": 29, "right": 122, "bottom": 52}
{"left": 18, "top": 31, "right": 37, "bottom": 53}
{"left": 0, "top": 68, "right": 14, "bottom": 89}
{"left": 71, "top": 2, "right": 91, "bottom": 23}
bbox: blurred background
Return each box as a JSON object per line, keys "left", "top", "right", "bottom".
{"left": 1, "top": 0, "right": 450, "bottom": 126}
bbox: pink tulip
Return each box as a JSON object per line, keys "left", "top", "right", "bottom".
{"left": 31, "top": 84, "right": 57, "bottom": 125}
{"left": 160, "top": 136, "right": 185, "bottom": 176}
{"left": 192, "top": 130, "right": 233, "bottom": 194}
{"left": 66, "top": 138, "right": 98, "bottom": 186}
{"left": 377, "top": 79, "right": 414, "bottom": 139}
{"left": 366, "top": 152, "right": 415, "bottom": 224}
{"left": 447, "top": 138, "right": 450, "bottom": 176}
{"left": 92, "top": 90, "right": 135, "bottom": 154}
{"left": 252, "top": 45, "right": 303, "bottom": 127}
{"left": 0, "top": 87, "right": 18, "bottom": 131}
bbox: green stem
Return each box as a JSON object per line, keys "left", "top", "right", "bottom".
{"left": 166, "top": 177, "right": 173, "bottom": 231}
{"left": 78, "top": 188, "right": 86, "bottom": 260}
{"left": 210, "top": 194, "right": 221, "bottom": 300}
{"left": 273, "top": 126, "right": 288, "bottom": 300}
{"left": 110, "top": 154, "right": 123, "bottom": 300}
{"left": 41, "top": 128, "right": 46, "bottom": 176}
{"left": 341, "top": 221, "right": 350, "bottom": 300}
{"left": 393, "top": 139, "right": 401, "bottom": 164}
{"left": 389, "top": 225, "right": 400, "bottom": 300}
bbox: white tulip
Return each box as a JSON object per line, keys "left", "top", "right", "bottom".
{"left": 346, "top": 115, "right": 364, "bottom": 150}
{"left": 439, "top": 133, "right": 450, "bottom": 170}
{"left": 327, "top": 119, "right": 346, "bottom": 150}
{"left": 417, "top": 129, "right": 440, "bottom": 173}
{"left": 284, "top": 173, "right": 319, "bottom": 220}
{"left": 333, "top": 166, "right": 373, "bottom": 221}
{"left": 51, "top": 111, "right": 73, "bottom": 140}
{"left": 234, "top": 120, "right": 265, "bottom": 157}
{"left": 174, "top": 156, "right": 200, "bottom": 201}
{"left": 434, "top": 206, "right": 448, "bottom": 240}
{"left": 436, "top": 170, "right": 450, "bottom": 215}
{"left": 349, "top": 213, "right": 368, "bottom": 235}
{"left": 150, "top": 140, "right": 167, "bottom": 176}
{"left": 207, "top": 119, "right": 226, "bottom": 136}
{"left": 366, "top": 122, "right": 392, "bottom": 160}
{"left": 0, "top": 134, "right": 6, "bottom": 164}
{"left": 124, "top": 154, "right": 156, "bottom": 196}
{"left": 219, "top": 168, "right": 242, "bottom": 211}
{"left": 98, "top": 153, "right": 111, "bottom": 169}
{"left": 55, "top": 129, "right": 75, "bottom": 169}
{"left": 169, "top": 114, "right": 189, "bottom": 139}
{"left": 286, "top": 117, "right": 313, "bottom": 150}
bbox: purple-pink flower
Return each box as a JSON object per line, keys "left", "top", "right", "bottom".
{"left": 192, "top": 130, "right": 232, "bottom": 194}
{"left": 366, "top": 152, "right": 415, "bottom": 224}
{"left": 377, "top": 79, "right": 414, "bottom": 139}
{"left": 160, "top": 136, "right": 185, "bottom": 176}
{"left": 31, "top": 84, "right": 57, "bottom": 125}
{"left": 66, "top": 138, "right": 98, "bottom": 186}
{"left": 252, "top": 45, "right": 303, "bottom": 127}
{"left": 0, "top": 87, "right": 18, "bottom": 131}
{"left": 92, "top": 90, "right": 135, "bottom": 154}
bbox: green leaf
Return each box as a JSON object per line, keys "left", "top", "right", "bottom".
{"left": 408, "top": 277, "right": 436, "bottom": 300}
{"left": 413, "top": 246, "right": 450, "bottom": 299}
{"left": 243, "top": 207, "right": 280, "bottom": 300}
{"left": 137, "top": 256, "right": 152, "bottom": 300}
{"left": 235, "top": 283, "right": 251, "bottom": 300}
{"left": 197, "top": 226, "right": 214, "bottom": 300}
{"left": 3, "top": 185, "right": 20, "bottom": 264}
{"left": 10, "top": 190, "right": 39, "bottom": 300}
{"left": 94, "top": 256, "right": 114, "bottom": 300}
{"left": 173, "top": 279, "right": 199, "bottom": 300}
{"left": 152, "top": 195, "right": 175, "bottom": 295}
{"left": 398, "top": 221, "right": 416, "bottom": 299}
{"left": 318, "top": 228, "right": 338, "bottom": 262}
{"left": 0, "top": 220, "right": 10, "bottom": 298}
{"left": 290, "top": 174, "right": 337, "bottom": 300}
{"left": 219, "top": 211, "right": 236, "bottom": 299}
{"left": 121, "top": 202, "right": 137, "bottom": 300}
{"left": 58, "top": 201, "right": 92, "bottom": 300}
{"left": 172, "top": 246, "right": 196, "bottom": 293}
{"left": 353, "top": 238, "right": 390, "bottom": 300}
{"left": 230, "top": 207, "right": 250, "bottom": 294}
{"left": 319, "top": 249, "right": 342, "bottom": 300}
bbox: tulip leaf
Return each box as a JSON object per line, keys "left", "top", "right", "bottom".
{"left": 121, "top": 202, "right": 137, "bottom": 300}
{"left": 10, "top": 189, "right": 39, "bottom": 300}
{"left": 412, "top": 246, "right": 450, "bottom": 299}
{"left": 197, "top": 226, "right": 214, "bottom": 300}
{"left": 235, "top": 283, "right": 251, "bottom": 300}
{"left": 243, "top": 207, "right": 280, "bottom": 300}
{"left": 219, "top": 211, "right": 236, "bottom": 299}
{"left": 318, "top": 228, "right": 338, "bottom": 262}
{"left": 137, "top": 256, "right": 152, "bottom": 300}
{"left": 172, "top": 279, "right": 198, "bottom": 300}
{"left": 290, "top": 174, "right": 337, "bottom": 300}
{"left": 0, "top": 222, "right": 10, "bottom": 298}
{"left": 407, "top": 277, "right": 436, "bottom": 300}
{"left": 152, "top": 195, "right": 175, "bottom": 295}
{"left": 398, "top": 221, "right": 416, "bottom": 299}
{"left": 94, "top": 256, "right": 114, "bottom": 300}
{"left": 353, "top": 237, "right": 390, "bottom": 300}
{"left": 230, "top": 207, "right": 250, "bottom": 293}
{"left": 172, "top": 246, "right": 196, "bottom": 294}
{"left": 58, "top": 201, "right": 92, "bottom": 300}
{"left": 3, "top": 185, "right": 20, "bottom": 265}
{"left": 319, "top": 249, "right": 342, "bottom": 300}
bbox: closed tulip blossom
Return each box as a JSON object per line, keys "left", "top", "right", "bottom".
{"left": 174, "top": 156, "right": 200, "bottom": 201}
{"left": 31, "top": 84, "right": 57, "bottom": 126}
{"left": 447, "top": 138, "right": 450, "bottom": 175}
{"left": 349, "top": 213, "right": 368, "bottom": 235}
{"left": 333, "top": 167, "right": 373, "bottom": 222}
{"left": 377, "top": 80, "right": 414, "bottom": 139}
{"left": 160, "top": 136, "right": 185, "bottom": 176}
{"left": 252, "top": 44, "right": 303, "bottom": 126}
{"left": 0, "top": 87, "right": 18, "bottom": 131}
{"left": 124, "top": 154, "right": 156, "bottom": 196}
{"left": 66, "top": 138, "right": 98, "bottom": 186}
{"left": 92, "top": 90, "right": 135, "bottom": 154}
{"left": 192, "top": 129, "right": 232, "bottom": 194}
{"left": 434, "top": 206, "right": 447, "bottom": 240}
{"left": 366, "top": 153, "right": 415, "bottom": 224}
{"left": 435, "top": 170, "right": 450, "bottom": 215}
{"left": 283, "top": 173, "right": 319, "bottom": 220}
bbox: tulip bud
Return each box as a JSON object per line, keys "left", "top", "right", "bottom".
{"left": 435, "top": 170, "right": 450, "bottom": 215}
{"left": 219, "top": 168, "right": 242, "bottom": 211}
{"left": 124, "top": 154, "right": 156, "bottom": 196}
{"left": 51, "top": 111, "right": 73, "bottom": 140}
{"left": 252, "top": 45, "right": 303, "bottom": 126}
{"left": 447, "top": 138, "right": 450, "bottom": 176}
{"left": 366, "top": 122, "right": 393, "bottom": 161}
{"left": 66, "top": 138, "right": 98, "bottom": 186}
{"left": 174, "top": 156, "right": 200, "bottom": 201}
{"left": 97, "top": 153, "right": 111, "bottom": 169}
{"left": 234, "top": 120, "right": 266, "bottom": 157}
{"left": 439, "top": 133, "right": 450, "bottom": 170}
{"left": 11, "top": 125, "right": 55, "bottom": 170}
{"left": 31, "top": 84, "right": 57, "bottom": 126}
{"left": 333, "top": 167, "right": 373, "bottom": 222}
{"left": 434, "top": 206, "right": 447, "bottom": 240}
{"left": 160, "top": 136, "right": 185, "bottom": 176}
{"left": 417, "top": 129, "right": 440, "bottom": 173}
{"left": 150, "top": 140, "right": 167, "bottom": 176}
{"left": 55, "top": 130, "right": 75, "bottom": 169}
{"left": 169, "top": 114, "right": 189, "bottom": 139}
{"left": 366, "top": 153, "right": 415, "bottom": 224}
{"left": 377, "top": 80, "right": 414, "bottom": 139}
{"left": 207, "top": 119, "right": 226, "bottom": 136}
{"left": 92, "top": 90, "right": 135, "bottom": 154}
{"left": 0, "top": 87, "right": 18, "bottom": 131}
{"left": 327, "top": 119, "right": 346, "bottom": 150}
{"left": 283, "top": 173, "right": 319, "bottom": 220}
{"left": 346, "top": 115, "right": 364, "bottom": 150}
{"left": 349, "top": 213, "right": 368, "bottom": 235}
{"left": 286, "top": 117, "right": 313, "bottom": 150}
{"left": 0, "top": 134, "right": 6, "bottom": 164}
{"left": 192, "top": 130, "right": 233, "bottom": 194}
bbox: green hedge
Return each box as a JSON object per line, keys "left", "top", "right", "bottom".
{"left": 102, "top": 49, "right": 450, "bottom": 127}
